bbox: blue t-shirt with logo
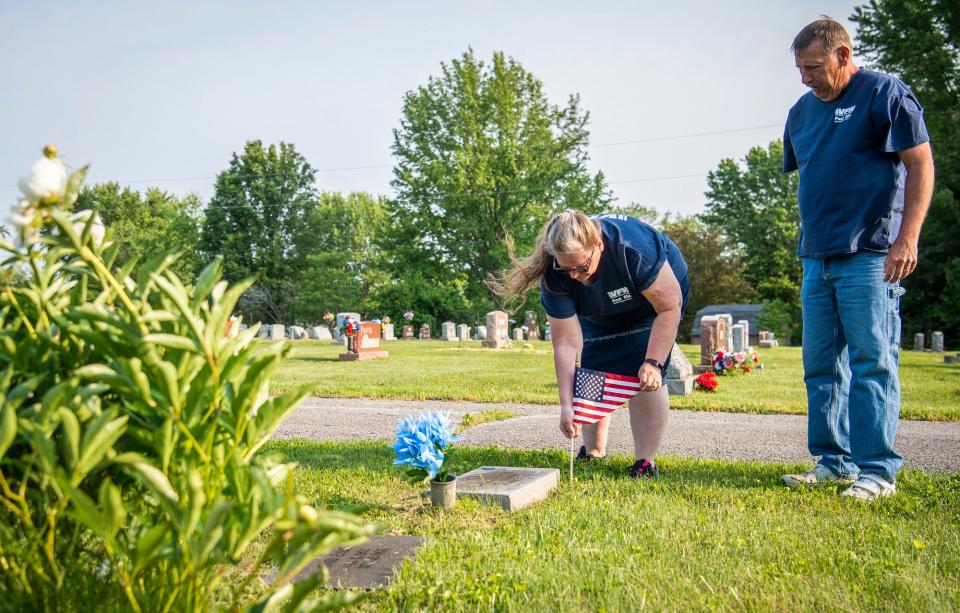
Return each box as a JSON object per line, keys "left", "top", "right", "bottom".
{"left": 539, "top": 214, "right": 688, "bottom": 328}
{"left": 783, "top": 69, "right": 929, "bottom": 258}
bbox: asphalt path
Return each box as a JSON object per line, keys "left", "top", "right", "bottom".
{"left": 274, "top": 397, "right": 960, "bottom": 473}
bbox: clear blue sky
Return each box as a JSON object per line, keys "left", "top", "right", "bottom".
{"left": 0, "top": 0, "right": 862, "bottom": 218}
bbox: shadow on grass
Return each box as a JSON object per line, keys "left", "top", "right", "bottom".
{"left": 285, "top": 356, "right": 342, "bottom": 363}
{"left": 264, "top": 439, "right": 793, "bottom": 490}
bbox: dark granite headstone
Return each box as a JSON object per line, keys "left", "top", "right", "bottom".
{"left": 281, "top": 535, "right": 423, "bottom": 590}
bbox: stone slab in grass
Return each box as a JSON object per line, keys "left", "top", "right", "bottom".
{"left": 457, "top": 466, "right": 559, "bottom": 511}
{"left": 272, "top": 535, "right": 423, "bottom": 590}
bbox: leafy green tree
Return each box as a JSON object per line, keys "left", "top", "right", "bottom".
{"left": 389, "top": 48, "right": 611, "bottom": 311}
{"left": 852, "top": 0, "right": 960, "bottom": 341}
{"left": 75, "top": 183, "right": 203, "bottom": 281}
{"left": 659, "top": 216, "right": 759, "bottom": 342}
{"left": 294, "top": 192, "right": 389, "bottom": 322}
{"left": 199, "top": 140, "right": 317, "bottom": 324}
{"left": 701, "top": 140, "right": 802, "bottom": 343}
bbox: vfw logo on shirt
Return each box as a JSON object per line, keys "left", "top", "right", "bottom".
{"left": 607, "top": 286, "right": 633, "bottom": 304}
{"left": 834, "top": 105, "right": 856, "bottom": 123}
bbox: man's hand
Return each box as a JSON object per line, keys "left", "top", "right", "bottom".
{"left": 638, "top": 363, "right": 662, "bottom": 392}
{"left": 884, "top": 235, "right": 918, "bottom": 283}
{"left": 559, "top": 405, "right": 580, "bottom": 439}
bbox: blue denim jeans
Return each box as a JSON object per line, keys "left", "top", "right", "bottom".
{"left": 801, "top": 252, "right": 904, "bottom": 482}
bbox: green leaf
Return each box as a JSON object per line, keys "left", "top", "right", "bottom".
{"left": 62, "top": 165, "right": 90, "bottom": 209}
{"left": 56, "top": 473, "right": 104, "bottom": 533}
{"left": 193, "top": 257, "right": 222, "bottom": 305}
{"left": 99, "top": 478, "right": 126, "bottom": 543}
{"left": 241, "top": 384, "right": 311, "bottom": 462}
{"left": 142, "top": 333, "right": 200, "bottom": 353}
{"left": 125, "top": 461, "right": 179, "bottom": 506}
{"left": 0, "top": 403, "right": 17, "bottom": 460}
{"left": 76, "top": 413, "right": 128, "bottom": 477}
{"left": 57, "top": 407, "right": 80, "bottom": 474}
{"left": 134, "top": 523, "right": 170, "bottom": 572}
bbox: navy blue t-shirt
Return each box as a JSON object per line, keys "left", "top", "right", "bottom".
{"left": 783, "top": 69, "right": 929, "bottom": 257}
{"left": 540, "top": 215, "right": 688, "bottom": 328}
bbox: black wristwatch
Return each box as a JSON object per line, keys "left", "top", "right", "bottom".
{"left": 643, "top": 358, "right": 665, "bottom": 375}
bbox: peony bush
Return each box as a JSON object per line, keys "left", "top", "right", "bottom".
{"left": 0, "top": 148, "right": 376, "bottom": 611}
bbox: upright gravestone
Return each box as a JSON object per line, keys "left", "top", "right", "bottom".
{"left": 441, "top": 321, "right": 457, "bottom": 341}
{"left": 697, "top": 316, "right": 719, "bottom": 373}
{"left": 339, "top": 321, "right": 389, "bottom": 361}
{"left": 513, "top": 328, "right": 524, "bottom": 341}
{"left": 736, "top": 319, "right": 750, "bottom": 350}
{"left": 758, "top": 330, "right": 769, "bottom": 342}
{"left": 401, "top": 324, "right": 415, "bottom": 340}
{"left": 665, "top": 343, "right": 694, "bottom": 396}
{"left": 419, "top": 324, "right": 431, "bottom": 340}
{"left": 257, "top": 325, "right": 271, "bottom": 339}
{"left": 544, "top": 322, "right": 552, "bottom": 342}
{"left": 914, "top": 333, "right": 925, "bottom": 352}
{"left": 270, "top": 324, "right": 286, "bottom": 341}
{"left": 932, "top": 331, "right": 945, "bottom": 352}
{"left": 475, "top": 325, "right": 487, "bottom": 340}
{"left": 457, "top": 324, "right": 470, "bottom": 341}
{"left": 716, "top": 314, "right": 734, "bottom": 352}
{"left": 288, "top": 325, "right": 306, "bottom": 340}
{"left": 524, "top": 311, "right": 539, "bottom": 341}
{"left": 382, "top": 323, "right": 396, "bottom": 341}
{"left": 482, "top": 311, "right": 509, "bottom": 349}
{"left": 732, "top": 324, "right": 746, "bottom": 353}
{"left": 308, "top": 326, "right": 333, "bottom": 340}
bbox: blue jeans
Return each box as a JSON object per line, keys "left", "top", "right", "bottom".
{"left": 801, "top": 252, "right": 904, "bottom": 482}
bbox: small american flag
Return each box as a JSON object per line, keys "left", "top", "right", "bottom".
{"left": 572, "top": 367, "right": 642, "bottom": 424}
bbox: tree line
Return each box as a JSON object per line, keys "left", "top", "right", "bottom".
{"left": 73, "top": 2, "right": 960, "bottom": 343}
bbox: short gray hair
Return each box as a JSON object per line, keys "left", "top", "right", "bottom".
{"left": 791, "top": 17, "right": 852, "bottom": 55}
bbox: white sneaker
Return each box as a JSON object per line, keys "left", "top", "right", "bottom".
{"left": 781, "top": 464, "right": 853, "bottom": 488}
{"left": 841, "top": 474, "right": 896, "bottom": 501}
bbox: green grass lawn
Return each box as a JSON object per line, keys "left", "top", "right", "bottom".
{"left": 254, "top": 440, "right": 960, "bottom": 611}
{"left": 268, "top": 340, "right": 960, "bottom": 421}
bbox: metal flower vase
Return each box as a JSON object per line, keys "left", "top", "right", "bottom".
{"left": 430, "top": 475, "right": 457, "bottom": 509}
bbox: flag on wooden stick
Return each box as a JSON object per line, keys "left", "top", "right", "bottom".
{"left": 572, "top": 367, "right": 642, "bottom": 424}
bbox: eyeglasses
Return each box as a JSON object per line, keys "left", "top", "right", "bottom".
{"left": 553, "top": 247, "right": 596, "bottom": 274}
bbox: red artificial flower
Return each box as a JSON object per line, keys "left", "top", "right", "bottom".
{"left": 742, "top": 365, "right": 751, "bottom": 374}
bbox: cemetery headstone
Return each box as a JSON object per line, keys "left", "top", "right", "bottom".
{"left": 732, "top": 324, "right": 746, "bottom": 353}
{"left": 441, "top": 321, "right": 456, "bottom": 341}
{"left": 270, "top": 324, "right": 285, "bottom": 341}
{"left": 257, "top": 325, "right": 271, "bottom": 339}
{"left": 287, "top": 325, "right": 306, "bottom": 340}
{"left": 482, "top": 311, "right": 509, "bottom": 348}
{"left": 474, "top": 325, "right": 487, "bottom": 340}
{"left": 932, "top": 331, "right": 944, "bottom": 352}
{"left": 307, "top": 326, "right": 333, "bottom": 340}
{"left": 339, "top": 321, "right": 389, "bottom": 361}
{"left": 418, "top": 324, "right": 431, "bottom": 340}
{"left": 696, "top": 316, "right": 719, "bottom": 373}
{"left": 382, "top": 323, "right": 396, "bottom": 341}
{"left": 716, "top": 314, "right": 734, "bottom": 352}
{"left": 758, "top": 330, "right": 769, "bottom": 342}
{"left": 524, "top": 311, "right": 539, "bottom": 341}
{"left": 736, "top": 319, "right": 750, "bottom": 350}
{"left": 665, "top": 343, "right": 694, "bottom": 396}
{"left": 457, "top": 324, "right": 470, "bottom": 341}
{"left": 544, "top": 322, "right": 552, "bottom": 342}
{"left": 513, "top": 328, "right": 524, "bottom": 341}
{"left": 456, "top": 466, "right": 559, "bottom": 511}
{"left": 401, "top": 324, "right": 415, "bottom": 340}
{"left": 913, "top": 333, "right": 924, "bottom": 352}
{"left": 278, "top": 535, "right": 423, "bottom": 590}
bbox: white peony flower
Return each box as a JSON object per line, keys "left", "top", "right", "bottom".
{"left": 18, "top": 153, "right": 66, "bottom": 205}
{"left": 10, "top": 200, "right": 36, "bottom": 228}
{"left": 69, "top": 209, "right": 106, "bottom": 246}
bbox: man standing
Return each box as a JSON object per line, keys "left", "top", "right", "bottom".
{"left": 780, "top": 18, "right": 935, "bottom": 500}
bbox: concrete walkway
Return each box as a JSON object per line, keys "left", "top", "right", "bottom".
{"left": 274, "top": 397, "right": 960, "bottom": 473}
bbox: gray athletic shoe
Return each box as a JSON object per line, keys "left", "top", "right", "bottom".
{"left": 781, "top": 464, "right": 853, "bottom": 488}
{"left": 841, "top": 474, "right": 896, "bottom": 501}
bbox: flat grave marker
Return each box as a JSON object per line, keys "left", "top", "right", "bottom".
{"left": 273, "top": 535, "right": 423, "bottom": 590}
{"left": 456, "top": 466, "right": 559, "bottom": 511}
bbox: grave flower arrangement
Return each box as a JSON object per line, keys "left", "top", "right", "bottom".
{"left": 342, "top": 315, "right": 361, "bottom": 336}
{"left": 392, "top": 412, "right": 461, "bottom": 483}
{"left": 694, "top": 371, "right": 719, "bottom": 392}
{"left": 403, "top": 309, "right": 414, "bottom": 321}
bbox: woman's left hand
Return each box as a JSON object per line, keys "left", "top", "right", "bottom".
{"left": 638, "top": 363, "right": 662, "bottom": 392}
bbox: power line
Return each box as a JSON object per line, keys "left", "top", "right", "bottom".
{"left": 0, "top": 121, "right": 785, "bottom": 189}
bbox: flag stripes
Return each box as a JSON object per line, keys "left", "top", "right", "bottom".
{"left": 572, "top": 367, "right": 643, "bottom": 424}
